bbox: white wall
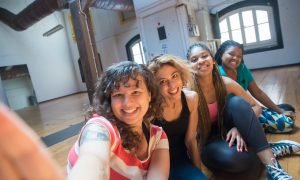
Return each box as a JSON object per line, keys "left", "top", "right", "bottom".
{"left": 0, "top": 0, "right": 79, "bottom": 103}
{"left": 64, "top": 8, "right": 139, "bottom": 77}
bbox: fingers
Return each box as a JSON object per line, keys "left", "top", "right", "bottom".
{"left": 236, "top": 137, "right": 248, "bottom": 152}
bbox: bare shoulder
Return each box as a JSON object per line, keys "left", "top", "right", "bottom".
{"left": 222, "top": 76, "right": 235, "bottom": 85}
{"left": 182, "top": 88, "right": 198, "bottom": 110}
{"left": 222, "top": 76, "right": 240, "bottom": 93}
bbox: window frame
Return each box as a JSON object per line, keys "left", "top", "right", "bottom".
{"left": 217, "top": 0, "right": 283, "bottom": 54}
{"left": 125, "top": 34, "right": 146, "bottom": 64}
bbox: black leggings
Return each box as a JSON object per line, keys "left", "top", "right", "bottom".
{"left": 201, "top": 96, "right": 269, "bottom": 173}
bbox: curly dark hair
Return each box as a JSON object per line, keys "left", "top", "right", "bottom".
{"left": 86, "top": 61, "right": 163, "bottom": 151}
{"left": 187, "top": 43, "right": 227, "bottom": 147}
{"left": 214, "top": 40, "right": 244, "bottom": 65}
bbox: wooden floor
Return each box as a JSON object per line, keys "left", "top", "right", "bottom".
{"left": 15, "top": 65, "right": 300, "bottom": 179}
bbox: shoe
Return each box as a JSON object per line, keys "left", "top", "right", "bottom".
{"left": 266, "top": 160, "right": 293, "bottom": 180}
{"left": 270, "top": 140, "right": 300, "bottom": 157}
{"left": 277, "top": 104, "right": 295, "bottom": 112}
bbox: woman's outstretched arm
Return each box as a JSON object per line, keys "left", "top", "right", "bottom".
{"left": 0, "top": 103, "right": 64, "bottom": 180}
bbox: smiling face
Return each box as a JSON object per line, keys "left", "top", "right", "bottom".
{"left": 111, "top": 75, "right": 151, "bottom": 126}
{"left": 188, "top": 46, "right": 214, "bottom": 77}
{"left": 155, "top": 65, "right": 183, "bottom": 101}
{"left": 221, "top": 46, "right": 243, "bottom": 70}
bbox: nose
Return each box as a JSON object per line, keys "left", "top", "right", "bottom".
{"left": 196, "top": 57, "right": 206, "bottom": 64}
{"left": 123, "top": 95, "right": 133, "bottom": 105}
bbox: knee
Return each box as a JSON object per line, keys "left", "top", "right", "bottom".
{"left": 201, "top": 140, "right": 258, "bottom": 173}
{"left": 227, "top": 96, "right": 250, "bottom": 112}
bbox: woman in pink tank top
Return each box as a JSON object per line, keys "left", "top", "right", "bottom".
{"left": 186, "top": 43, "right": 297, "bottom": 179}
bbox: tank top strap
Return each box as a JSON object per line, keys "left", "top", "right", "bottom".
{"left": 181, "top": 91, "right": 190, "bottom": 114}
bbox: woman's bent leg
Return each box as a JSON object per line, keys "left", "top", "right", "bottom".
{"left": 201, "top": 140, "right": 259, "bottom": 173}
{"left": 223, "top": 96, "right": 269, "bottom": 152}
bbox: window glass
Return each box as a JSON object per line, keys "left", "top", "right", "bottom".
{"left": 242, "top": 11, "right": 254, "bottom": 27}
{"left": 229, "top": 13, "right": 240, "bottom": 30}
{"left": 244, "top": 26, "right": 257, "bottom": 43}
{"left": 232, "top": 29, "right": 243, "bottom": 43}
{"left": 221, "top": 32, "right": 230, "bottom": 42}
{"left": 219, "top": 20, "right": 228, "bottom": 33}
{"left": 258, "top": 23, "right": 271, "bottom": 41}
{"left": 256, "top": 10, "right": 268, "bottom": 24}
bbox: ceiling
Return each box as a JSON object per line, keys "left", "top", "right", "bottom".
{"left": 132, "top": 0, "right": 244, "bottom": 14}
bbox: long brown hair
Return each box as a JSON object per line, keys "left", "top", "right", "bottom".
{"left": 187, "top": 43, "right": 227, "bottom": 147}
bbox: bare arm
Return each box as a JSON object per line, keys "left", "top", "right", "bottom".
{"left": 0, "top": 103, "right": 64, "bottom": 180}
{"left": 248, "top": 81, "right": 283, "bottom": 113}
{"left": 147, "top": 149, "right": 170, "bottom": 180}
{"left": 223, "top": 76, "right": 262, "bottom": 116}
{"left": 68, "top": 123, "right": 111, "bottom": 180}
{"left": 248, "top": 81, "right": 296, "bottom": 119}
{"left": 183, "top": 89, "right": 202, "bottom": 170}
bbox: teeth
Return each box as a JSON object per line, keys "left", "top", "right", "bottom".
{"left": 170, "top": 90, "right": 177, "bottom": 94}
{"left": 123, "top": 108, "right": 136, "bottom": 113}
{"left": 169, "top": 88, "right": 178, "bottom": 94}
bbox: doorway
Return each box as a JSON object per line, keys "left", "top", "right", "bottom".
{"left": 0, "top": 65, "right": 37, "bottom": 110}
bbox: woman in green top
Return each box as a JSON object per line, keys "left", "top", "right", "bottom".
{"left": 215, "top": 40, "right": 295, "bottom": 133}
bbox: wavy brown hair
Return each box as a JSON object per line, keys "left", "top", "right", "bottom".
{"left": 86, "top": 61, "right": 163, "bottom": 151}
{"left": 147, "top": 54, "right": 195, "bottom": 88}
{"left": 187, "top": 43, "right": 227, "bottom": 147}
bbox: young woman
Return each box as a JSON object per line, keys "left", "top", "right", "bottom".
{"left": 67, "top": 61, "right": 169, "bottom": 180}
{"left": 214, "top": 40, "right": 295, "bottom": 133}
{"left": 148, "top": 55, "right": 206, "bottom": 180}
{"left": 186, "top": 43, "right": 294, "bottom": 179}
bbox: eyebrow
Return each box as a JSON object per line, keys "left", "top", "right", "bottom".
{"left": 158, "top": 70, "right": 179, "bottom": 80}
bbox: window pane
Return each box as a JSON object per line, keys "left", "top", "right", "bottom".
{"left": 133, "top": 54, "right": 143, "bottom": 64}
{"left": 132, "top": 43, "right": 141, "bottom": 56}
{"left": 258, "top": 23, "right": 271, "bottom": 41}
{"left": 221, "top": 32, "right": 230, "bottom": 43}
{"left": 256, "top": 10, "right": 269, "bottom": 24}
{"left": 242, "top": 11, "right": 254, "bottom": 27}
{"left": 229, "top": 13, "right": 240, "bottom": 30}
{"left": 139, "top": 41, "right": 145, "bottom": 63}
{"left": 219, "top": 19, "right": 228, "bottom": 33}
{"left": 232, "top": 29, "right": 243, "bottom": 44}
{"left": 244, "top": 26, "right": 256, "bottom": 43}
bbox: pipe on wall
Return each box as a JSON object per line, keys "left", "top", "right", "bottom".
{"left": 0, "top": 0, "right": 67, "bottom": 31}
{"left": 0, "top": 0, "right": 134, "bottom": 31}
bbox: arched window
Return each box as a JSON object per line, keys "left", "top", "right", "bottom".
{"left": 126, "top": 34, "right": 146, "bottom": 64}
{"left": 217, "top": 1, "right": 282, "bottom": 54}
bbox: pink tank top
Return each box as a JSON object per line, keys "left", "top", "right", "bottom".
{"left": 208, "top": 102, "right": 218, "bottom": 122}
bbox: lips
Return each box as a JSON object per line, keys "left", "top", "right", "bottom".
{"left": 169, "top": 87, "right": 178, "bottom": 95}
{"left": 122, "top": 107, "right": 138, "bottom": 114}
{"left": 229, "top": 60, "right": 237, "bottom": 66}
{"left": 197, "top": 63, "right": 210, "bottom": 71}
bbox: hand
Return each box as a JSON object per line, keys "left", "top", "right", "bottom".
{"left": 226, "top": 127, "right": 248, "bottom": 152}
{"left": 283, "top": 111, "right": 296, "bottom": 120}
{"left": 252, "top": 105, "right": 262, "bottom": 117}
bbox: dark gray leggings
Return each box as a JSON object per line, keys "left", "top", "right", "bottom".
{"left": 201, "top": 96, "right": 270, "bottom": 173}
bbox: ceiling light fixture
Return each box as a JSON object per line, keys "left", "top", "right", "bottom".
{"left": 42, "top": 24, "right": 64, "bottom": 37}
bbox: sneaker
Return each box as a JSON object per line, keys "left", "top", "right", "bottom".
{"left": 266, "top": 160, "right": 293, "bottom": 180}
{"left": 270, "top": 140, "right": 300, "bottom": 157}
